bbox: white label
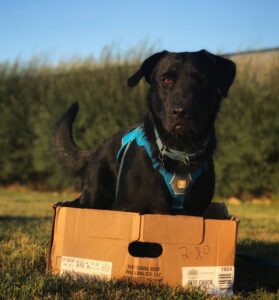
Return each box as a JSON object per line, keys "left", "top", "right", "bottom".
{"left": 182, "top": 266, "right": 234, "bottom": 296}
{"left": 60, "top": 256, "right": 112, "bottom": 279}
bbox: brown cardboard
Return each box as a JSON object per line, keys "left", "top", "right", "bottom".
{"left": 47, "top": 202, "right": 238, "bottom": 296}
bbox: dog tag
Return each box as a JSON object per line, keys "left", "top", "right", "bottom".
{"left": 170, "top": 174, "right": 192, "bottom": 195}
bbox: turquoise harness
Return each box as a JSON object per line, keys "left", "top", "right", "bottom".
{"left": 116, "top": 125, "right": 208, "bottom": 210}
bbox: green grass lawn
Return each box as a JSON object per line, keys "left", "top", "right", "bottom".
{"left": 0, "top": 187, "right": 278, "bottom": 299}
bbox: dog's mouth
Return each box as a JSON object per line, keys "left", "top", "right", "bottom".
{"left": 172, "top": 123, "right": 188, "bottom": 135}
{"left": 171, "top": 119, "right": 201, "bottom": 136}
{"left": 173, "top": 124, "right": 183, "bottom": 133}
{"left": 163, "top": 114, "right": 201, "bottom": 136}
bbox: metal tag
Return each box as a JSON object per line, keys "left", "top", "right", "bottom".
{"left": 170, "top": 173, "right": 192, "bottom": 195}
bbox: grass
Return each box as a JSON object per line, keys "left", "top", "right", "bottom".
{"left": 224, "top": 202, "right": 279, "bottom": 296}
{"left": 0, "top": 187, "right": 278, "bottom": 299}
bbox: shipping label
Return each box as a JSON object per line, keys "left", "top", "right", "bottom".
{"left": 60, "top": 256, "right": 112, "bottom": 279}
{"left": 182, "top": 266, "right": 234, "bottom": 296}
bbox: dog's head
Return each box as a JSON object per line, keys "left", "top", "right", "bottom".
{"left": 128, "top": 50, "right": 236, "bottom": 138}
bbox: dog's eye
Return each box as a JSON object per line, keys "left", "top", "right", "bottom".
{"left": 162, "top": 77, "right": 173, "bottom": 87}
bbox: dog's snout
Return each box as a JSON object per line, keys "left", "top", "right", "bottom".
{"left": 172, "top": 107, "right": 186, "bottom": 118}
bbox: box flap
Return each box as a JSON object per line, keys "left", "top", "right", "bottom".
{"left": 60, "top": 206, "right": 141, "bottom": 241}
{"left": 46, "top": 205, "right": 59, "bottom": 272}
{"left": 139, "top": 214, "right": 204, "bottom": 244}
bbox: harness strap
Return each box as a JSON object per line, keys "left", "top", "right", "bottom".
{"left": 116, "top": 125, "right": 208, "bottom": 210}
{"left": 115, "top": 141, "right": 132, "bottom": 202}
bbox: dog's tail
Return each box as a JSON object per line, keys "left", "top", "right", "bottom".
{"left": 51, "top": 102, "right": 92, "bottom": 177}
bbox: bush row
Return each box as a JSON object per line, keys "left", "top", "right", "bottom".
{"left": 0, "top": 52, "right": 278, "bottom": 198}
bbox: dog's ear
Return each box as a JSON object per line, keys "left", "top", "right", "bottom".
{"left": 202, "top": 50, "right": 236, "bottom": 98}
{"left": 127, "top": 51, "right": 168, "bottom": 87}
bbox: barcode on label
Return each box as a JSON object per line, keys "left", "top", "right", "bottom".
{"left": 218, "top": 272, "right": 233, "bottom": 292}
{"left": 182, "top": 266, "right": 234, "bottom": 296}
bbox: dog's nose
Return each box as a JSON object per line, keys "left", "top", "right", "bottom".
{"left": 172, "top": 107, "right": 186, "bottom": 118}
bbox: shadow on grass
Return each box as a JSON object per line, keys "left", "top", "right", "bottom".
{"left": 235, "top": 240, "right": 279, "bottom": 293}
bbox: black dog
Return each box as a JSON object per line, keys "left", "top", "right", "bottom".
{"left": 52, "top": 50, "right": 236, "bottom": 216}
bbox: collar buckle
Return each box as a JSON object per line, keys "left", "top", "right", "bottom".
{"left": 158, "top": 151, "right": 165, "bottom": 168}
{"left": 183, "top": 155, "right": 190, "bottom": 167}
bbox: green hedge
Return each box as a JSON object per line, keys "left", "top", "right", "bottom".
{"left": 0, "top": 53, "right": 278, "bottom": 198}
{"left": 215, "top": 61, "right": 279, "bottom": 197}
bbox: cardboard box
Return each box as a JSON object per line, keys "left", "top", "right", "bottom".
{"left": 47, "top": 202, "right": 238, "bottom": 296}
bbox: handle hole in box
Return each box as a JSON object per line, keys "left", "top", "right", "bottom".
{"left": 128, "top": 241, "right": 163, "bottom": 258}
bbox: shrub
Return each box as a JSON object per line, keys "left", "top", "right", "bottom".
{"left": 0, "top": 49, "right": 278, "bottom": 198}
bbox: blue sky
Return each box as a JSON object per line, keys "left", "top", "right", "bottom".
{"left": 1, "top": 0, "right": 279, "bottom": 63}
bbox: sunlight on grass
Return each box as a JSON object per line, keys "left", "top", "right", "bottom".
{"left": 0, "top": 188, "right": 278, "bottom": 299}
{"left": 227, "top": 202, "right": 279, "bottom": 242}
{"left": 0, "top": 187, "right": 78, "bottom": 217}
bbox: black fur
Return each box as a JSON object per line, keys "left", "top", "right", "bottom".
{"left": 52, "top": 50, "right": 236, "bottom": 216}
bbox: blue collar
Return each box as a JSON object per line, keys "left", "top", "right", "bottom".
{"left": 116, "top": 125, "right": 208, "bottom": 210}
